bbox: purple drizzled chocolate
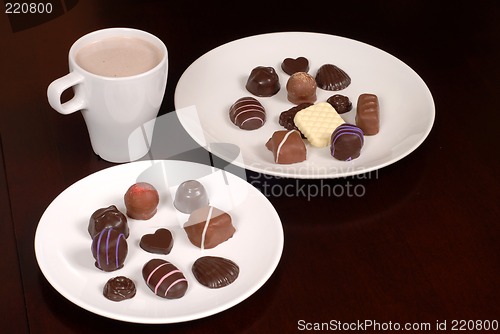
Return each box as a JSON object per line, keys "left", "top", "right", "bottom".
{"left": 91, "top": 227, "right": 128, "bottom": 272}
{"left": 330, "top": 124, "right": 364, "bottom": 161}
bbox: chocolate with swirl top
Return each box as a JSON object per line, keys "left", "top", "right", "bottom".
{"left": 103, "top": 276, "right": 136, "bottom": 301}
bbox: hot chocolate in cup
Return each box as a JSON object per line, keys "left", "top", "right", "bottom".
{"left": 47, "top": 28, "right": 168, "bottom": 163}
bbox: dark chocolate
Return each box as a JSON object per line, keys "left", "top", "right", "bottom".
{"left": 192, "top": 256, "right": 239, "bottom": 289}
{"left": 88, "top": 205, "right": 129, "bottom": 239}
{"left": 315, "top": 64, "right": 351, "bottom": 91}
{"left": 279, "top": 103, "right": 312, "bottom": 135}
{"left": 140, "top": 228, "right": 174, "bottom": 255}
{"left": 103, "top": 276, "right": 136, "bottom": 301}
{"left": 286, "top": 72, "right": 317, "bottom": 104}
{"left": 142, "top": 259, "right": 188, "bottom": 299}
{"left": 281, "top": 56, "right": 309, "bottom": 75}
{"left": 229, "top": 97, "right": 266, "bottom": 130}
{"left": 330, "top": 123, "right": 364, "bottom": 161}
{"left": 265, "top": 130, "right": 307, "bottom": 164}
{"left": 124, "top": 182, "right": 159, "bottom": 220}
{"left": 355, "top": 93, "right": 379, "bottom": 135}
{"left": 184, "top": 206, "right": 235, "bottom": 250}
{"left": 91, "top": 227, "right": 128, "bottom": 272}
{"left": 245, "top": 66, "right": 280, "bottom": 97}
{"left": 326, "top": 94, "right": 352, "bottom": 114}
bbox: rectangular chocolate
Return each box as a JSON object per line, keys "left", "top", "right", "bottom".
{"left": 355, "top": 93, "right": 379, "bottom": 135}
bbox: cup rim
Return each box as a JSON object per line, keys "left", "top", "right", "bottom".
{"left": 68, "top": 27, "right": 168, "bottom": 80}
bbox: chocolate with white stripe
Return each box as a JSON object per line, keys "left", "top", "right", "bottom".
{"left": 184, "top": 206, "right": 235, "bottom": 250}
{"left": 229, "top": 96, "right": 266, "bottom": 130}
{"left": 265, "top": 129, "right": 306, "bottom": 164}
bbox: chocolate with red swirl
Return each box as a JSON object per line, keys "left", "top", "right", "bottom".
{"left": 229, "top": 97, "right": 266, "bottom": 130}
{"left": 142, "top": 259, "right": 188, "bottom": 299}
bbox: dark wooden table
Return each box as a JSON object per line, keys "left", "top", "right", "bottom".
{"left": 1, "top": 1, "right": 499, "bottom": 333}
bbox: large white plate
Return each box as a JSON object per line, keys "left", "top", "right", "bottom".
{"left": 35, "top": 160, "right": 283, "bottom": 323}
{"left": 174, "top": 32, "right": 435, "bottom": 178}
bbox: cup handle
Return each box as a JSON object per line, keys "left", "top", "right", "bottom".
{"left": 47, "top": 72, "right": 86, "bottom": 115}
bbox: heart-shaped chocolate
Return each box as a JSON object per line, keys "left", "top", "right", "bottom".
{"left": 281, "top": 57, "right": 309, "bottom": 75}
{"left": 140, "top": 228, "right": 174, "bottom": 255}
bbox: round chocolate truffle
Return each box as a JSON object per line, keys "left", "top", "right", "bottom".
{"left": 88, "top": 205, "right": 129, "bottom": 239}
{"left": 174, "top": 180, "right": 209, "bottom": 214}
{"left": 330, "top": 123, "right": 364, "bottom": 161}
{"left": 142, "top": 258, "right": 188, "bottom": 299}
{"left": 228, "top": 96, "right": 266, "bottom": 130}
{"left": 91, "top": 227, "right": 128, "bottom": 272}
{"left": 245, "top": 66, "right": 280, "bottom": 97}
{"left": 124, "top": 182, "right": 159, "bottom": 220}
{"left": 315, "top": 64, "right": 351, "bottom": 91}
{"left": 103, "top": 276, "right": 136, "bottom": 301}
{"left": 286, "top": 72, "right": 317, "bottom": 104}
{"left": 327, "top": 94, "right": 352, "bottom": 114}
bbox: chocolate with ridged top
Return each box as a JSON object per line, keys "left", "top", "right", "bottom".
{"left": 229, "top": 97, "right": 266, "bottom": 130}
{"left": 103, "top": 276, "right": 136, "bottom": 301}
{"left": 184, "top": 206, "right": 235, "bottom": 250}
{"left": 327, "top": 94, "right": 352, "bottom": 114}
{"left": 142, "top": 259, "right": 188, "bottom": 299}
{"left": 355, "top": 93, "right": 380, "bottom": 135}
{"left": 286, "top": 72, "right": 317, "bottom": 104}
{"left": 315, "top": 64, "right": 351, "bottom": 91}
{"left": 124, "top": 182, "right": 159, "bottom": 220}
{"left": 330, "top": 123, "right": 364, "bottom": 161}
{"left": 91, "top": 227, "right": 128, "bottom": 272}
{"left": 192, "top": 256, "right": 239, "bottom": 289}
{"left": 88, "top": 205, "right": 129, "bottom": 239}
{"left": 245, "top": 66, "right": 280, "bottom": 97}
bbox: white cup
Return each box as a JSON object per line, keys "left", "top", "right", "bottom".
{"left": 47, "top": 28, "right": 168, "bottom": 163}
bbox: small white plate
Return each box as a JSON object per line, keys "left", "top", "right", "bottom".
{"left": 175, "top": 32, "right": 435, "bottom": 178}
{"left": 35, "top": 160, "right": 283, "bottom": 323}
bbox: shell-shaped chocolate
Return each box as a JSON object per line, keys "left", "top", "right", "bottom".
{"left": 229, "top": 97, "right": 266, "bottom": 130}
{"left": 315, "top": 64, "right": 351, "bottom": 91}
{"left": 192, "top": 256, "right": 239, "bottom": 289}
{"left": 91, "top": 227, "right": 128, "bottom": 272}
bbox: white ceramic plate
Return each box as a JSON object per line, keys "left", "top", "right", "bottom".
{"left": 174, "top": 32, "right": 435, "bottom": 178}
{"left": 35, "top": 160, "right": 283, "bottom": 323}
